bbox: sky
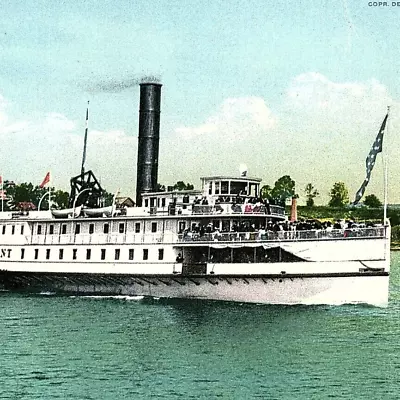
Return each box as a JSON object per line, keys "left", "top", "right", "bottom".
{"left": 1, "top": 0, "right": 400, "bottom": 205}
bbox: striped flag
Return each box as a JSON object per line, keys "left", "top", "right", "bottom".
{"left": 353, "top": 114, "right": 388, "bottom": 205}
{"left": 40, "top": 172, "right": 51, "bottom": 188}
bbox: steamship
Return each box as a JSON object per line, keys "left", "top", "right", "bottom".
{"left": 0, "top": 83, "right": 391, "bottom": 305}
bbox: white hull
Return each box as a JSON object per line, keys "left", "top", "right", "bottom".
{"left": 0, "top": 271, "right": 389, "bottom": 306}
{"left": 0, "top": 256, "right": 390, "bottom": 306}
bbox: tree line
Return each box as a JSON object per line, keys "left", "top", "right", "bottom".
{"left": 259, "top": 176, "right": 382, "bottom": 209}
{"left": 0, "top": 177, "right": 383, "bottom": 212}
{"left": 0, "top": 181, "right": 70, "bottom": 211}
{"left": 0, "top": 180, "right": 198, "bottom": 211}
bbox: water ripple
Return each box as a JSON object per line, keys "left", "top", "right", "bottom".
{"left": 0, "top": 254, "right": 399, "bottom": 399}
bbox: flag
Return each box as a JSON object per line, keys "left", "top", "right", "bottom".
{"left": 40, "top": 172, "right": 50, "bottom": 188}
{"left": 353, "top": 114, "right": 388, "bottom": 205}
{"left": 0, "top": 190, "right": 6, "bottom": 200}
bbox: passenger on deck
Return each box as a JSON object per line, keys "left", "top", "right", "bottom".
{"left": 213, "top": 229, "right": 222, "bottom": 241}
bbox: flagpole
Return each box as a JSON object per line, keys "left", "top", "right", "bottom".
{"left": 1, "top": 175, "right": 3, "bottom": 213}
{"left": 81, "top": 101, "right": 89, "bottom": 177}
{"left": 48, "top": 171, "right": 51, "bottom": 211}
{"left": 383, "top": 106, "right": 390, "bottom": 225}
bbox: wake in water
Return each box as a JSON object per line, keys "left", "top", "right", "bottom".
{"left": 69, "top": 295, "right": 147, "bottom": 301}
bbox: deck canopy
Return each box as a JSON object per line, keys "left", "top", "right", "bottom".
{"left": 200, "top": 176, "right": 262, "bottom": 198}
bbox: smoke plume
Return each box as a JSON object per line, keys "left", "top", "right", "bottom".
{"left": 85, "top": 75, "right": 161, "bottom": 93}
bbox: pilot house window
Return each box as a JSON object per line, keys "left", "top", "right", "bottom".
{"left": 103, "top": 224, "right": 109, "bottom": 234}
{"left": 151, "top": 222, "right": 157, "bottom": 233}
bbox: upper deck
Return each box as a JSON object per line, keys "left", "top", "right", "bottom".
{"left": 140, "top": 175, "right": 284, "bottom": 218}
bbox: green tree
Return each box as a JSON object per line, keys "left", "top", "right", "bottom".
{"left": 100, "top": 191, "right": 115, "bottom": 207}
{"left": 304, "top": 183, "right": 319, "bottom": 207}
{"left": 173, "top": 181, "right": 194, "bottom": 191}
{"left": 328, "top": 182, "right": 349, "bottom": 207}
{"left": 1, "top": 181, "right": 70, "bottom": 211}
{"left": 271, "top": 175, "right": 296, "bottom": 205}
{"left": 52, "top": 190, "right": 70, "bottom": 209}
{"left": 363, "top": 194, "right": 382, "bottom": 208}
{"left": 260, "top": 184, "right": 273, "bottom": 200}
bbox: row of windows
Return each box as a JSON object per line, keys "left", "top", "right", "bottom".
{"left": 1, "top": 221, "right": 161, "bottom": 236}
{"left": 1, "top": 225, "right": 24, "bottom": 235}
{"left": 21, "top": 248, "right": 164, "bottom": 261}
{"left": 144, "top": 198, "right": 167, "bottom": 208}
{"left": 35, "top": 222, "right": 158, "bottom": 235}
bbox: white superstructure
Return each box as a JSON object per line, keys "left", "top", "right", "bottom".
{"left": 0, "top": 174, "right": 391, "bottom": 306}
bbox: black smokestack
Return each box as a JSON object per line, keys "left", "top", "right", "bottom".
{"left": 136, "top": 82, "right": 162, "bottom": 206}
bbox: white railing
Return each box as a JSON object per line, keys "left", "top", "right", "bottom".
{"left": 188, "top": 203, "right": 284, "bottom": 216}
{"left": 178, "top": 227, "right": 386, "bottom": 243}
{"left": 2, "top": 227, "right": 386, "bottom": 247}
{"left": 28, "top": 232, "right": 179, "bottom": 246}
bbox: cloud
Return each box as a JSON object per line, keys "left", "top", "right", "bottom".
{"left": 44, "top": 113, "right": 76, "bottom": 132}
{"left": 286, "top": 72, "right": 390, "bottom": 112}
{"left": 175, "top": 96, "right": 276, "bottom": 140}
{"left": 0, "top": 96, "right": 137, "bottom": 195}
{"left": 284, "top": 72, "right": 392, "bottom": 139}
{"left": 0, "top": 95, "right": 29, "bottom": 135}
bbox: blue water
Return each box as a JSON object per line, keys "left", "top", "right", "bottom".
{"left": 1, "top": 255, "right": 400, "bottom": 399}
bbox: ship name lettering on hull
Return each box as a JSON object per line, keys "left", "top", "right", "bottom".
{"left": 0, "top": 249, "right": 12, "bottom": 258}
